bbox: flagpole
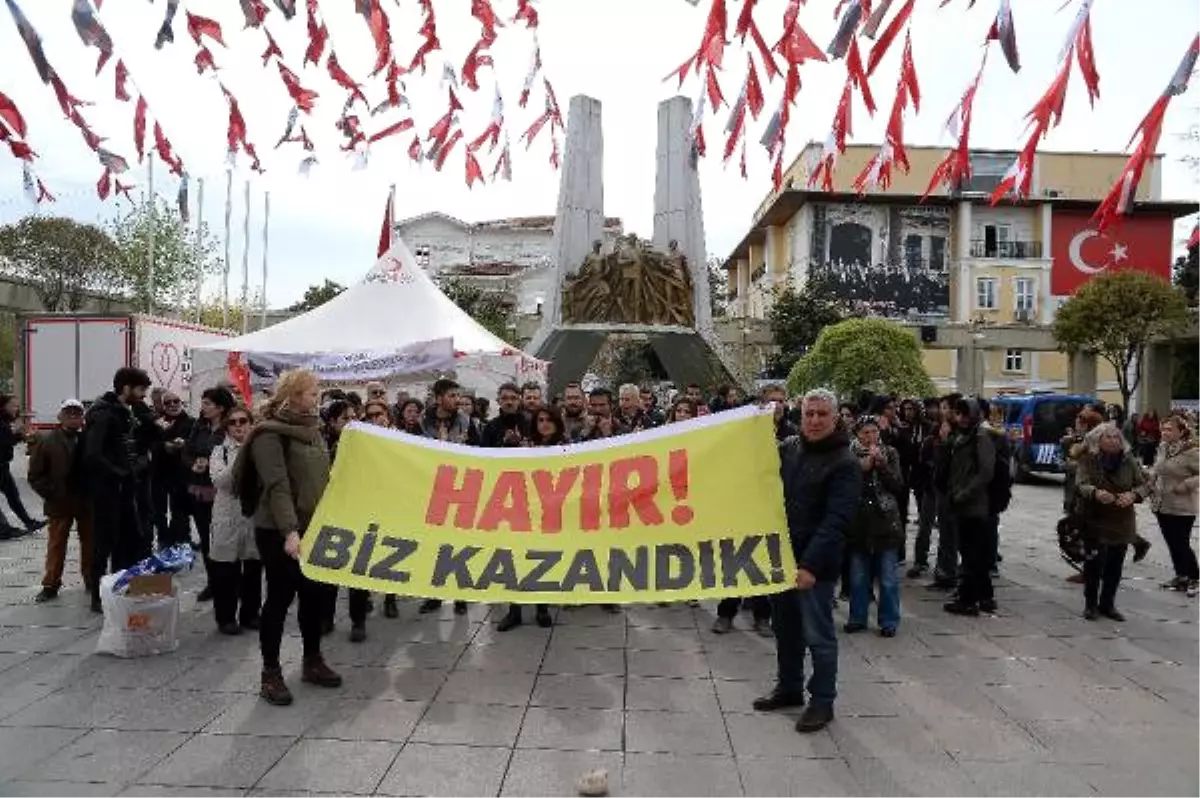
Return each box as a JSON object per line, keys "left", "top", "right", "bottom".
{"left": 261, "top": 190, "right": 270, "bottom": 330}
{"left": 241, "top": 179, "right": 251, "bottom": 335}
{"left": 146, "top": 153, "right": 156, "bottom": 316}
{"left": 222, "top": 169, "right": 232, "bottom": 327}
{"left": 194, "top": 176, "right": 205, "bottom": 323}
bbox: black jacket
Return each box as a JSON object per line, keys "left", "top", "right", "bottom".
{"left": 481, "top": 412, "right": 529, "bottom": 448}
{"left": 83, "top": 392, "right": 153, "bottom": 487}
{"left": 184, "top": 419, "right": 225, "bottom": 488}
{"left": 151, "top": 412, "right": 194, "bottom": 478}
{"left": 778, "top": 429, "right": 863, "bottom": 581}
{"left": 0, "top": 419, "right": 20, "bottom": 465}
{"left": 947, "top": 423, "right": 996, "bottom": 519}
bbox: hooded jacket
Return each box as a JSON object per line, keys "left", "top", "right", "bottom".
{"left": 83, "top": 392, "right": 153, "bottom": 487}
{"left": 946, "top": 399, "right": 995, "bottom": 519}
{"left": 778, "top": 428, "right": 863, "bottom": 580}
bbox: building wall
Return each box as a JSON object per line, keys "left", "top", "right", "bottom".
{"left": 1035, "top": 152, "right": 1162, "bottom": 202}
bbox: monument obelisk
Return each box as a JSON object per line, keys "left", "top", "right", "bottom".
{"left": 530, "top": 94, "right": 735, "bottom": 393}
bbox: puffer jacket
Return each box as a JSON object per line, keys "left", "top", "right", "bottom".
{"left": 1150, "top": 441, "right": 1200, "bottom": 517}
{"left": 1075, "top": 449, "right": 1150, "bottom": 546}
{"left": 778, "top": 429, "right": 863, "bottom": 580}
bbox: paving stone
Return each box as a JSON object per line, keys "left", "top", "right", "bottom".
{"left": 627, "top": 649, "right": 710, "bottom": 678}
{"left": 0, "top": 726, "right": 88, "bottom": 780}
{"left": 712, "top": 678, "right": 775, "bottom": 713}
{"left": 925, "top": 717, "right": 1047, "bottom": 760}
{"left": 121, "top": 786, "right": 242, "bottom": 797}
{"left": 626, "top": 626, "right": 702, "bottom": 651}
{"left": 204, "top": 694, "right": 333, "bottom": 737}
{"left": 304, "top": 698, "right": 425, "bottom": 742}
{"left": 547, "top": 623, "right": 626, "bottom": 649}
{"left": 518, "top": 707, "right": 623, "bottom": 751}
{"left": 377, "top": 743, "right": 509, "bottom": 797}
{"left": 978, "top": 684, "right": 1101, "bottom": 721}
{"left": 736, "top": 755, "right": 860, "bottom": 796}
{"left": 374, "top": 641, "right": 467, "bottom": 671}
{"left": 626, "top": 676, "right": 721, "bottom": 715}
{"left": 1076, "top": 763, "right": 1200, "bottom": 797}
{"left": 705, "top": 648, "right": 775, "bottom": 680}
{"left": 961, "top": 760, "right": 1097, "bottom": 796}
{"left": 888, "top": 681, "right": 1008, "bottom": 720}
{"left": 102, "top": 689, "right": 237, "bottom": 732}
{"left": 0, "top": 688, "right": 128, "bottom": 729}
{"left": 531, "top": 674, "right": 625, "bottom": 710}
{"left": 501, "top": 749, "right": 624, "bottom": 797}
{"left": 256, "top": 738, "right": 398, "bottom": 795}
{"left": 410, "top": 701, "right": 524, "bottom": 747}
{"left": 845, "top": 753, "right": 978, "bottom": 796}
{"left": 624, "top": 606, "right": 699, "bottom": 630}
{"left": 541, "top": 645, "right": 625, "bottom": 676}
{"left": 625, "top": 709, "right": 732, "bottom": 755}
{"left": 0, "top": 681, "right": 58, "bottom": 722}
{"left": 0, "top": 625, "right": 91, "bottom": 654}
{"left": 623, "top": 752, "right": 743, "bottom": 797}
{"left": 830, "top": 716, "right": 946, "bottom": 759}
{"left": 722, "top": 711, "right": 839, "bottom": 759}
{"left": 456, "top": 638, "right": 549, "bottom": 672}
{"left": 135, "top": 733, "right": 293, "bottom": 789}
{"left": 6, "top": 780, "right": 121, "bottom": 796}
{"left": 31, "top": 729, "right": 190, "bottom": 784}
{"left": 436, "top": 668, "right": 537, "bottom": 706}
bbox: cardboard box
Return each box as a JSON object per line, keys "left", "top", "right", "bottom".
{"left": 127, "top": 574, "right": 173, "bottom": 597}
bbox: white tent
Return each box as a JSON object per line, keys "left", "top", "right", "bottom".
{"left": 190, "top": 237, "right": 547, "bottom": 398}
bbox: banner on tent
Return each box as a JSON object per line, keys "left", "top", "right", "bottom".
{"left": 299, "top": 405, "right": 796, "bottom": 603}
{"left": 244, "top": 338, "right": 456, "bottom": 387}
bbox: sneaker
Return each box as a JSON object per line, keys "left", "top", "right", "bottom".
{"left": 301, "top": 656, "right": 343, "bottom": 688}
{"left": 384, "top": 595, "right": 399, "bottom": 618}
{"left": 535, "top": 607, "right": 553, "bottom": 628}
{"left": 752, "top": 619, "right": 774, "bottom": 638}
{"left": 196, "top": 586, "right": 214, "bottom": 603}
{"left": 453, "top": 601, "right": 468, "bottom": 615}
{"left": 1132, "top": 538, "right": 1151, "bottom": 563}
{"left": 418, "top": 599, "right": 442, "bottom": 614}
{"left": 218, "top": 621, "right": 243, "bottom": 636}
{"left": 349, "top": 623, "right": 367, "bottom": 643}
{"left": 711, "top": 616, "right": 733, "bottom": 634}
{"left": 906, "top": 564, "right": 928, "bottom": 579}
{"left": 33, "top": 587, "right": 58, "bottom": 603}
{"left": 1187, "top": 580, "right": 1199, "bottom": 598}
{"left": 260, "top": 667, "right": 293, "bottom": 706}
{"left": 842, "top": 622, "right": 866, "bottom": 634}
{"left": 794, "top": 704, "right": 834, "bottom": 733}
{"left": 497, "top": 611, "right": 522, "bottom": 632}
{"left": 943, "top": 601, "right": 979, "bottom": 617}
{"left": 1098, "top": 607, "right": 1126, "bottom": 622}
{"left": 752, "top": 686, "right": 805, "bottom": 712}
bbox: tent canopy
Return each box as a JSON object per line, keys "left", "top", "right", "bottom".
{"left": 195, "top": 237, "right": 530, "bottom": 358}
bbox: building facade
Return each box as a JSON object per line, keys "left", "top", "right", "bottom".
{"left": 723, "top": 143, "right": 1190, "bottom": 406}
{"left": 395, "top": 212, "right": 625, "bottom": 318}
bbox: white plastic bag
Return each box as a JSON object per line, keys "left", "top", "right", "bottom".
{"left": 95, "top": 573, "right": 180, "bottom": 658}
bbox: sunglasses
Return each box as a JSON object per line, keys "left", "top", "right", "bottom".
{"left": 228, "top": 417, "right": 250, "bottom": 427}
{"left": 369, "top": 390, "right": 386, "bottom": 397}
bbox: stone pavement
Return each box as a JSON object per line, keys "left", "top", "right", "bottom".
{"left": 0, "top": 462, "right": 1195, "bottom": 796}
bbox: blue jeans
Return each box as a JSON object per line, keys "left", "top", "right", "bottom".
{"left": 769, "top": 580, "right": 838, "bottom": 708}
{"left": 848, "top": 548, "right": 901, "bottom": 632}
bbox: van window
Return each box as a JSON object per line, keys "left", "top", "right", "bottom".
{"left": 1032, "top": 400, "right": 1086, "bottom": 441}
{"left": 1005, "top": 404, "right": 1022, "bottom": 425}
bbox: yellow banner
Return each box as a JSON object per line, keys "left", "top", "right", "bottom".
{"left": 300, "top": 405, "right": 795, "bottom": 604}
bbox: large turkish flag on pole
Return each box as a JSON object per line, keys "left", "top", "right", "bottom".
{"left": 377, "top": 189, "right": 394, "bottom": 258}
{"left": 1050, "top": 210, "right": 1174, "bottom": 295}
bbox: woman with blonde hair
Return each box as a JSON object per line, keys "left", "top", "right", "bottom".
{"left": 1075, "top": 422, "right": 1150, "bottom": 621}
{"left": 236, "top": 369, "right": 341, "bottom": 706}
{"left": 1150, "top": 414, "right": 1199, "bottom": 595}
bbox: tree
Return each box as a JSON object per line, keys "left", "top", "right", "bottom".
{"left": 610, "top": 340, "right": 667, "bottom": 386}
{"left": 1174, "top": 241, "right": 1198, "bottom": 305}
{"left": 288, "top": 279, "right": 346, "bottom": 312}
{"left": 0, "top": 313, "right": 14, "bottom": 392}
{"left": 0, "top": 216, "right": 121, "bottom": 310}
{"left": 707, "top": 257, "right": 728, "bottom": 318}
{"left": 107, "top": 198, "right": 222, "bottom": 313}
{"left": 195, "top": 291, "right": 266, "bottom": 332}
{"left": 767, "top": 278, "right": 845, "bottom": 378}
{"left": 436, "top": 276, "right": 515, "bottom": 342}
{"left": 1053, "top": 270, "right": 1190, "bottom": 410}
{"left": 787, "top": 317, "right": 935, "bottom": 399}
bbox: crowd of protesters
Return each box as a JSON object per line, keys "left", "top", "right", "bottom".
{"left": 7, "top": 366, "right": 1197, "bottom": 730}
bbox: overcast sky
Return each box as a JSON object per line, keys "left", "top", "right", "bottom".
{"left": 1, "top": 0, "right": 1197, "bottom": 308}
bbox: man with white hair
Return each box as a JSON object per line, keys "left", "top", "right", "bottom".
{"left": 754, "top": 387, "right": 862, "bottom": 733}
{"left": 614, "top": 383, "right": 656, "bottom": 434}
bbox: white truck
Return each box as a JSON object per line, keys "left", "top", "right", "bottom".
{"left": 16, "top": 313, "right": 233, "bottom": 428}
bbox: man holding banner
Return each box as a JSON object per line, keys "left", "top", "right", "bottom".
{"left": 753, "top": 388, "right": 862, "bottom": 735}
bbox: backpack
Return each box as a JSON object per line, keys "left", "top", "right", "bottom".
{"left": 985, "top": 430, "right": 1014, "bottom": 515}
{"left": 236, "top": 434, "right": 290, "bottom": 518}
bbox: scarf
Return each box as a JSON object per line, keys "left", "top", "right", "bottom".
{"left": 1100, "top": 451, "right": 1124, "bottom": 473}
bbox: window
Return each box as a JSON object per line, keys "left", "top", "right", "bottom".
{"left": 982, "top": 223, "right": 1011, "bottom": 257}
{"left": 414, "top": 245, "right": 431, "bottom": 268}
{"left": 929, "top": 236, "right": 947, "bottom": 271}
{"left": 1014, "top": 277, "right": 1036, "bottom": 313}
{"left": 904, "top": 235, "right": 923, "bottom": 271}
{"left": 976, "top": 277, "right": 998, "bottom": 310}
{"left": 1004, "top": 349, "right": 1025, "bottom": 372}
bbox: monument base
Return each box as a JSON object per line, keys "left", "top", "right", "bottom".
{"left": 534, "top": 326, "right": 737, "bottom": 396}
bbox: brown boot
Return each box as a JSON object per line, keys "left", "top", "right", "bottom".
{"left": 301, "top": 655, "right": 343, "bottom": 688}
{"left": 260, "top": 667, "right": 293, "bottom": 706}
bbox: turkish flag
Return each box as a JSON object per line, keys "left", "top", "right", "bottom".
{"left": 377, "top": 190, "right": 394, "bottom": 258}
{"left": 1050, "top": 210, "right": 1174, "bottom": 295}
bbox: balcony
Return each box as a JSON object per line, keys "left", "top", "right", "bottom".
{"left": 969, "top": 240, "right": 1043, "bottom": 259}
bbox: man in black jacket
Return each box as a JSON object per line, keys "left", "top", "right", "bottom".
{"left": 943, "top": 398, "right": 996, "bottom": 616}
{"left": 481, "top": 383, "right": 529, "bottom": 448}
{"left": 83, "top": 367, "right": 154, "bottom": 612}
{"left": 754, "top": 388, "right": 862, "bottom": 733}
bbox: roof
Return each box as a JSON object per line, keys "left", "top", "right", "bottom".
{"left": 722, "top": 190, "right": 1199, "bottom": 268}
{"left": 397, "top": 212, "right": 624, "bottom": 233}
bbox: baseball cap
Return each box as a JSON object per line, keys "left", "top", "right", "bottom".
{"left": 60, "top": 399, "right": 85, "bottom": 412}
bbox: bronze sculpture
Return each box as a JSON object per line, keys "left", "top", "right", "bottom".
{"left": 560, "top": 235, "right": 695, "bottom": 326}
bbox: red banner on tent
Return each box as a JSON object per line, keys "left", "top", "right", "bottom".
{"left": 1050, "top": 210, "right": 1174, "bottom": 295}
